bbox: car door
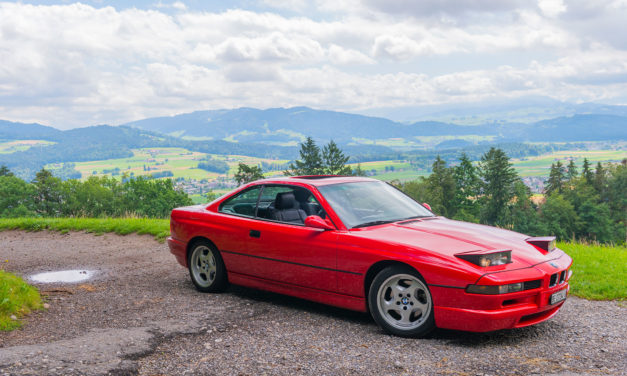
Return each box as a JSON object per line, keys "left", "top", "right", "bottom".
{"left": 244, "top": 184, "right": 339, "bottom": 293}
{"left": 212, "top": 185, "right": 264, "bottom": 275}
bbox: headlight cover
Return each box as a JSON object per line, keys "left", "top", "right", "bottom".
{"left": 526, "top": 236, "right": 556, "bottom": 252}
{"left": 455, "top": 250, "right": 512, "bottom": 267}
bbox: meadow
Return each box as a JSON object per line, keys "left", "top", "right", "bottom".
{"left": 0, "top": 140, "right": 55, "bottom": 154}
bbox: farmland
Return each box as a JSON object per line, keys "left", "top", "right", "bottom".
{"left": 0, "top": 140, "right": 55, "bottom": 154}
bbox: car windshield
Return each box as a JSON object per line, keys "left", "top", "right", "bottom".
{"left": 317, "top": 181, "right": 434, "bottom": 229}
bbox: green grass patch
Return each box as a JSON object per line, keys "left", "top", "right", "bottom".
{"left": 559, "top": 242, "right": 626, "bottom": 301}
{"left": 0, "top": 217, "right": 170, "bottom": 242}
{"left": 0, "top": 270, "right": 42, "bottom": 330}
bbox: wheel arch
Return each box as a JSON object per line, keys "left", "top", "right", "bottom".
{"left": 364, "top": 260, "right": 423, "bottom": 301}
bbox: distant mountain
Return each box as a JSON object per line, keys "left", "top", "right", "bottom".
{"left": 0, "top": 120, "right": 63, "bottom": 140}
{"left": 124, "top": 106, "right": 627, "bottom": 145}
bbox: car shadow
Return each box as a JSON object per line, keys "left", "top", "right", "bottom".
{"left": 224, "top": 284, "right": 562, "bottom": 346}
{"left": 226, "top": 284, "right": 373, "bottom": 325}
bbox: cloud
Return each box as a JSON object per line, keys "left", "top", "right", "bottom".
{"left": 0, "top": 1, "right": 625, "bottom": 128}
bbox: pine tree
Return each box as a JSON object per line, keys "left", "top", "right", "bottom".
{"left": 427, "top": 156, "right": 456, "bottom": 217}
{"left": 594, "top": 162, "right": 608, "bottom": 199}
{"left": 453, "top": 153, "right": 480, "bottom": 219}
{"left": 478, "top": 147, "right": 518, "bottom": 225}
{"left": 545, "top": 161, "right": 565, "bottom": 195}
{"left": 322, "top": 140, "right": 351, "bottom": 175}
{"left": 284, "top": 137, "right": 324, "bottom": 176}
{"left": 567, "top": 159, "right": 578, "bottom": 181}
{"left": 582, "top": 158, "right": 594, "bottom": 183}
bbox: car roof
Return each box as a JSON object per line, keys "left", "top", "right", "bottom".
{"left": 254, "top": 175, "right": 377, "bottom": 187}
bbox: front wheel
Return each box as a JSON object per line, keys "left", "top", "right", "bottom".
{"left": 368, "top": 266, "right": 435, "bottom": 337}
{"left": 188, "top": 240, "right": 228, "bottom": 292}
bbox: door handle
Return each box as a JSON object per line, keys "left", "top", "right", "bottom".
{"left": 249, "top": 230, "right": 261, "bottom": 238}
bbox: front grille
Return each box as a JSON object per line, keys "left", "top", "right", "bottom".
{"left": 549, "top": 273, "right": 558, "bottom": 287}
{"left": 523, "top": 280, "right": 542, "bottom": 290}
{"left": 549, "top": 269, "right": 569, "bottom": 287}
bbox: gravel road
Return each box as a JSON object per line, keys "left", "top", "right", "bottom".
{"left": 0, "top": 230, "right": 625, "bottom": 376}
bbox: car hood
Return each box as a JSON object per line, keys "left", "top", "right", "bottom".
{"left": 350, "top": 217, "right": 554, "bottom": 267}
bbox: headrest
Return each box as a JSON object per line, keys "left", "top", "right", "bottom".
{"left": 275, "top": 192, "right": 297, "bottom": 210}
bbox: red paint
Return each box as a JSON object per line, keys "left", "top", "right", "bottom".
{"left": 168, "top": 176, "right": 573, "bottom": 333}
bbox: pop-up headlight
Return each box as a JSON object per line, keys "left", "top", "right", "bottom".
{"left": 455, "top": 250, "right": 512, "bottom": 267}
{"left": 526, "top": 236, "right": 556, "bottom": 252}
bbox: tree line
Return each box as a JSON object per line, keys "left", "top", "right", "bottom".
{"left": 0, "top": 167, "right": 191, "bottom": 218}
{"left": 395, "top": 151, "right": 625, "bottom": 244}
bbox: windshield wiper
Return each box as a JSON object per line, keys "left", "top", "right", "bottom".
{"left": 352, "top": 220, "right": 396, "bottom": 229}
{"left": 396, "top": 215, "right": 433, "bottom": 221}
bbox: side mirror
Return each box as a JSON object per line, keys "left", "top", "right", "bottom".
{"left": 305, "top": 215, "right": 335, "bottom": 231}
{"left": 422, "top": 203, "right": 432, "bottom": 211}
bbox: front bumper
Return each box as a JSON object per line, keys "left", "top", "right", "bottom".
{"left": 432, "top": 255, "right": 573, "bottom": 332}
{"left": 167, "top": 236, "right": 188, "bottom": 267}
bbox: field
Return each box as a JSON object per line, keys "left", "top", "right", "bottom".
{"left": 35, "top": 142, "right": 625, "bottom": 186}
{"left": 0, "top": 140, "right": 55, "bottom": 154}
{"left": 45, "top": 147, "right": 289, "bottom": 181}
{"left": 512, "top": 149, "right": 626, "bottom": 177}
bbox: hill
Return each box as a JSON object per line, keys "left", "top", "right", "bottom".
{"left": 123, "top": 107, "right": 627, "bottom": 145}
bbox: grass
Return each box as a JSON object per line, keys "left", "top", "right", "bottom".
{"left": 512, "top": 149, "right": 627, "bottom": 177}
{"left": 559, "top": 242, "right": 626, "bottom": 301}
{"left": 0, "top": 217, "right": 170, "bottom": 242}
{"left": 0, "top": 270, "right": 42, "bottom": 330}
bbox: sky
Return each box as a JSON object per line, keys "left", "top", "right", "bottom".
{"left": 0, "top": 0, "right": 626, "bottom": 129}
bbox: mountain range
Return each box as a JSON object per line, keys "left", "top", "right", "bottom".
{"left": 123, "top": 107, "right": 627, "bottom": 145}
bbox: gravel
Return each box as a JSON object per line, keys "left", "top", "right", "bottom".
{"left": 0, "top": 230, "right": 625, "bottom": 376}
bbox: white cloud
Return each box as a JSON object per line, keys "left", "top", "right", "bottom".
{"left": 0, "top": 1, "right": 625, "bottom": 128}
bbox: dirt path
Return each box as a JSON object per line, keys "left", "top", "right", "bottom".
{"left": 0, "top": 230, "right": 625, "bottom": 375}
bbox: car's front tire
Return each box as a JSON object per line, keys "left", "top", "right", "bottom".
{"left": 368, "top": 265, "right": 435, "bottom": 337}
{"left": 187, "top": 240, "right": 228, "bottom": 292}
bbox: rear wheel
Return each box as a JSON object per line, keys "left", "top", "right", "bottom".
{"left": 188, "top": 240, "right": 228, "bottom": 292}
{"left": 368, "top": 266, "right": 435, "bottom": 337}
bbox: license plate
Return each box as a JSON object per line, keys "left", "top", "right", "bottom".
{"left": 550, "top": 289, "right": 567, "bottom": 305}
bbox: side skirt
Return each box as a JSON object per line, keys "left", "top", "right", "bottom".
{"left": 228, "top": 271, "right": 367, "bottom": 313}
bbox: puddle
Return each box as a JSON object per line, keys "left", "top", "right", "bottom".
{"left": 30, "top": 270, "right": 95, "bottom": 283}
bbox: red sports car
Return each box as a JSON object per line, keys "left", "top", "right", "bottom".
{"left": 168, "top": 176, "right": 572, "bottom": 337}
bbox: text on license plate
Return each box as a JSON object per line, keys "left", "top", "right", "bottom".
{"left": 550, "top": 289, "right": 567, "bottom": 305}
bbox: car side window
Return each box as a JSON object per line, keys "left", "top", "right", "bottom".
{"left": 218, "top": 186, "right": 262, "bottom": 217}
{"left": 256, "top": 185, "right": 325, "bottom": 224}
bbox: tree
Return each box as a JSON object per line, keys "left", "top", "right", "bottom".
{"left": 284, "top": 137, "right": 323, "bottom": 176}
{"left": 453, "top": 153, "right": 480, "bottom": 220}
{"left": 507, "top": 180, "right": 545, "bottom": 236}
{"left": 540, "top": 193, "right": 578, "bottom": 241}
{"left": 426, "top": 156, "right": 456, "bottom": 217}
{"left": 593, "top": 162, "right": 608, "bottom": 199}
{"left": 32, "top": 168, "right": 63, "bottom": 216}
{"left": 545, "top": 161, "right": 565, "bottom": 195}
{"left": 352, "top": 163, "right": 367, "bottom": 177}
{"left": 0, "top": 165, "right": 14, "bottom": 177}
{"left": 582, "top": 158, "right": 593, "bottom": 183}
{"left": 566, "top": 159, "right": 578, "bottom": 181}
{"left": 0, "top": 175, "right": 36, "bottom": 217}
{"left": 234, "top": 163, "right": 264, "bottom": 186}
{"left": 322, "top": 140, "right": 352, "bottom": 175}
{"left": 478, "top": 148, "right": 518, "bottom": 225}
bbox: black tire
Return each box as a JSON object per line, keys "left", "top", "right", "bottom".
{"left": 368, "top": 265, "right": 435, "bottom": 337}
{"left": 187, "top": 240, "right": 228, "bottom": 293}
